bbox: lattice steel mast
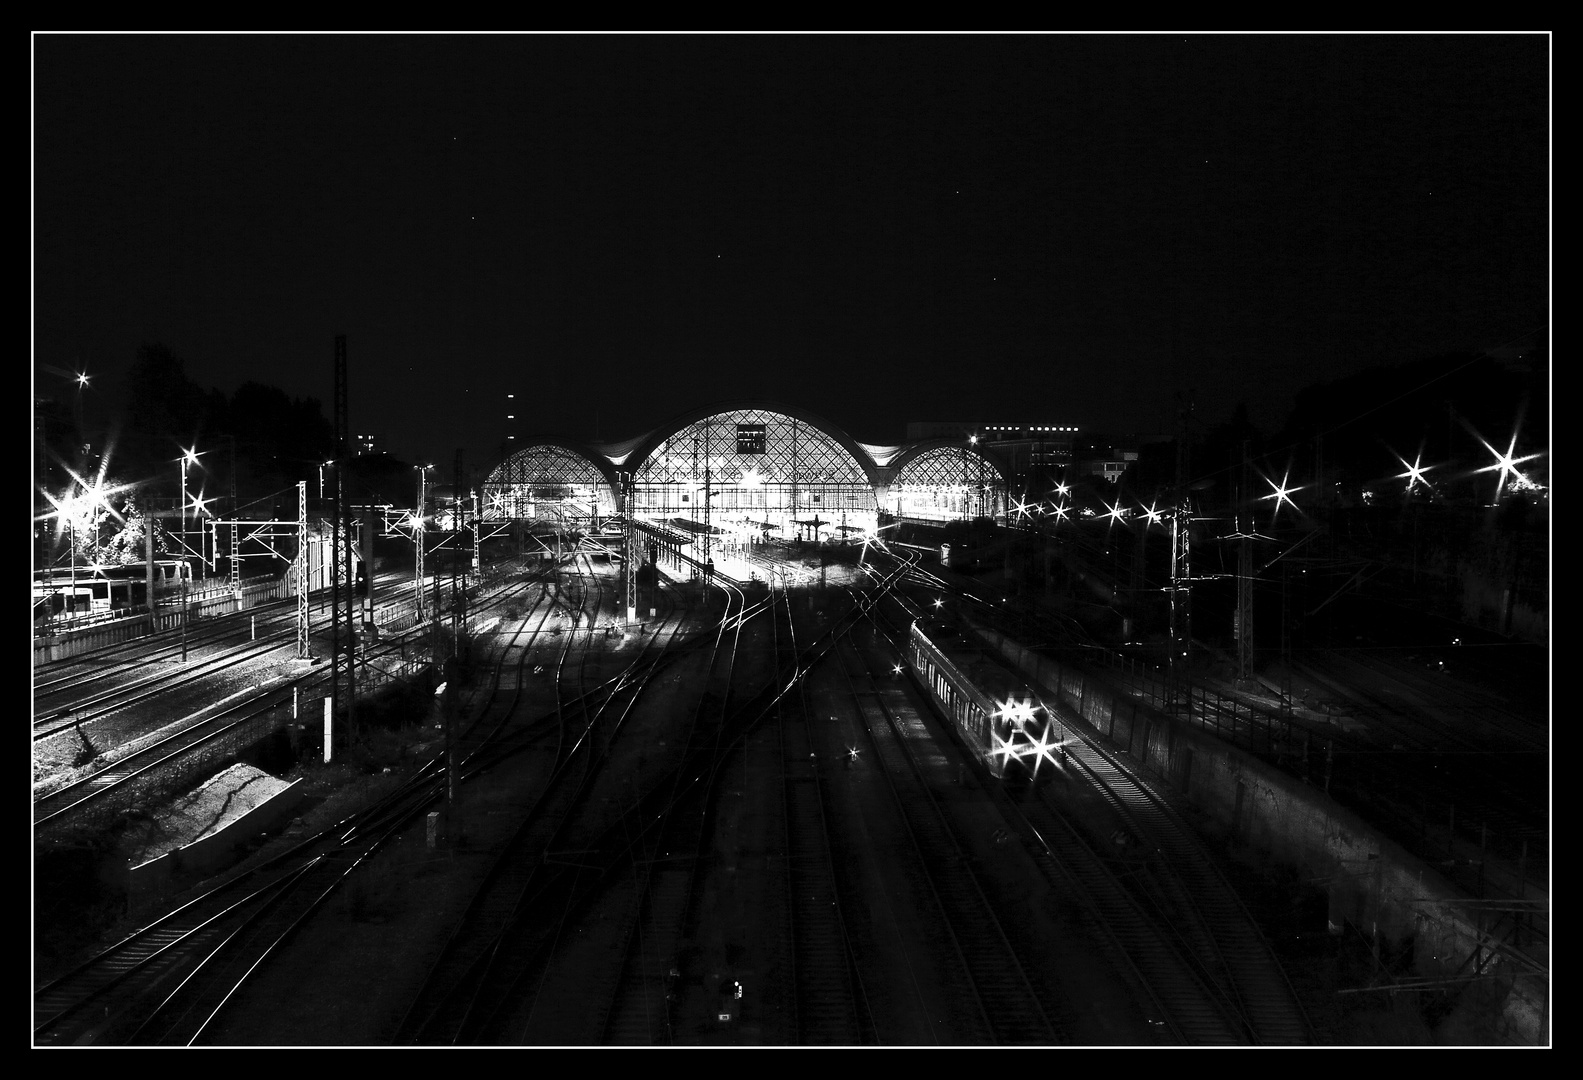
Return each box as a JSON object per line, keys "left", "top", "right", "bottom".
{"left": 296, "top": 480, "right": 309, "bottom": 659}
{"left": 333, "top": 334, "right": 356, "bottom": 740}
{"left": 623, "top": 472, "right": 637, "bottom": 622}
{"left": 415, "top": 465, "right": 427, "bottom": 623}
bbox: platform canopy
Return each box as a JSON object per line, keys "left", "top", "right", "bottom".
{"left": 886, "top": 441, "right": 1009, "bottom": 523}
{"left": 478, "top": 402, "right": 1010, "bottom": 532}
{"left": 482, "top": 439, "right": 619, "bottom": 526}
{"left": 626, "top": 404, "right": 880, "bottom": 543}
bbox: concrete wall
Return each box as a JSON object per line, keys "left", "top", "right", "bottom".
{"left": 967, "top": 618, "right": 1548, "bottom": 1043}
{"left": 34, "top": 575, "right": 289, "bottom": 664}
{"left": 129, "top": 778, "right": 305, "bottom": 892}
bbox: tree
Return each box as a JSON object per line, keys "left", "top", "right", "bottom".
{"left": 118, "top": 342, "right": 217, "bottom": 477}
{"left": 98, "top": 494, "right": 167, "bottom": 565}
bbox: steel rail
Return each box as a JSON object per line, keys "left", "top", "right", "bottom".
{"left": 833, "top": 630, "right": 1055, "bottom": 1044}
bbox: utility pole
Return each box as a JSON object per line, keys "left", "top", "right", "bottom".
{"left": 452, "top": 448, "right": 463, "bottom": 655}
{"left": 1168, "top": 393, "right": 1194, "bottom": 711}
{"left": 360, "top": 505, "right": 376, "bottom": 641}
{"left": 144, "top": 505, "right": 156, "bottom": 618}
{"left": 1237, "top": 440, "right": 1254, "bottom": 681}
{"left": 415, "top": 466, "right": 427, "bottom": 624}
{"left": 228, "top": 434, "right": 240, "bottom": 592}
{"left": 180, "top": 559, "right": 189, "bottom": 663}
{"left": 332, "top": 333, "right": 356, "bottom": 743}
{"left": 432, "top": 508, "right": 443, "bottom": 665}
{"left": 702, "top": 418, "right": 712, "bottom": 569}
{"left": 1280, "top": 561, "right": 1293, "bottom": 716}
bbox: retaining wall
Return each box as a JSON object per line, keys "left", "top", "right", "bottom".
{"left": 967, "top": 618, "right": 1548, "bottom": 1043}
{"left": 34, "top": 575, "right": 290, "bottom": 663}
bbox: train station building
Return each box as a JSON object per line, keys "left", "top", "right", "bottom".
{"left": 481, "top": 401, "right": 1014, "bottom": 543}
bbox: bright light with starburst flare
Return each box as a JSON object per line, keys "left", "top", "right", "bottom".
{"left": 989, "top": 726, "right": 1021, "bottom": 772}
{"left": 1258, "top": 469, "right": 1303, "bottom": 518}
{"left": 1472, "top": 430, "right": 1542, "bottom": 502}
{"left": 38, "top": 460, "right": 135, "bottom": 546}
{"left": 1023, "top": 725, "right": 1068, "bottom": 778}
{"left": 1102, "top": 499, "right": 1127, "bottom": 526}
{"left": 1000, "top": 698, "right": 1038, "bottom": 729}
{"left": 1141, "top": 501, "right": 1162, "bottom": 526}
{"left": 1389, "top": 448, "right": 1435, "bottom": 494}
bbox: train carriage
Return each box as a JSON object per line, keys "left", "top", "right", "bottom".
{"left": 32, "top": 559, "right": 194, "bottom": 619}
{"left": 909, "top": 618, "right": 1055, "bottom": 781}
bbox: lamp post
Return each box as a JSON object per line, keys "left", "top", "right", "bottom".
{"left": 72, "top": 372, "right": 90, "bottom": 461}
{"left": 67, "top": 515, "right": 77, "bottom": 618}
{"left": 180, "top": 447, "right": 201, "bottom": 539}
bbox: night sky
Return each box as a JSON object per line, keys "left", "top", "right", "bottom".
{"left": 33, "top": 33, "right": 1549, "bottom": 470}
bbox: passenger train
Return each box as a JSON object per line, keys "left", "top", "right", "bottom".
{"left": 32, "top": 559, "right": 193, "bottom": 621}
{"left": 908, "top": 618, "right": 1061, "bottom": 782}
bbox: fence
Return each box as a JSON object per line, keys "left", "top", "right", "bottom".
{"left": 34, "top": 574, "right": 290, "bottom": 663}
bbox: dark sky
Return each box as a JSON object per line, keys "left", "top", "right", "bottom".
{"left": 34, "top": 33, "right": 1549, "bottom": 469}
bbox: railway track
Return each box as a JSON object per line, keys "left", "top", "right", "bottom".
{"left": 868, "top": 589, "right": 1250, "bottom": 1044}
{"left": 450, "top": 575, "right": 799, "bottom": 1043}
{"left": 775, "top": 584, "right": 871, "bottom": 1045}
{"left": 393, "top": 568, "right": 706, "bottom": 1044}
{"left": 35, "top": 555, "right": 919, "bottom": 1046}
{"left": 832, "top": 628, "right": 1057, "bottom": 1045}
{"left": 33, "top": 564, "right": 582, "bottom": 1043}
{"left": 34, "top": 633, "right": 298, "bottom": 743}
{"left": 1049, "top": 719, "right": 1311, "bottom": 1043}
{"left": 593, "top": 578, "right": 769, "bottom": 1044}
{"left": 396, "top": 557, "right": 914, "bottom": 1043}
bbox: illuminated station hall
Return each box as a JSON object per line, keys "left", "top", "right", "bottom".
{"left": 482, "top": 402, "right": 1012, "bottom": 583}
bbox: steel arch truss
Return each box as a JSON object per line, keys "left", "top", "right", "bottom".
{"left": 631, "top": 408, "right": 878, "bottom": 542}
{"left": 482, "top": 442, "right": 618, "bottom": 528}
{"left": 888, "top": 444, "right": 1008, "bottom": 522}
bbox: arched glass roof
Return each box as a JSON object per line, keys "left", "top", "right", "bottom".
{"left": 485, "top": 440, "right": 616, "bottom": 489}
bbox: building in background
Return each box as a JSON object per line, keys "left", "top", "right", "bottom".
{"left": 906, "top": 422, "right": 1080, "bottom": 494}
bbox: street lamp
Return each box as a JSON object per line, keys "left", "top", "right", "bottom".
{"left": 180, "top": 447, "right": 202, "bottom": 534}
{"left": 72, "top": 372, "right": 91, "bottom": 459}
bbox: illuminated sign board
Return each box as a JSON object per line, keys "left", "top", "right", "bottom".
{"left": 736, "top": 424, "right": 767, "bottom": 455}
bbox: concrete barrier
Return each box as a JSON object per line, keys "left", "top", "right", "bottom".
{"left": 129, "top": 776, "right": 305, "bottom": 893}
